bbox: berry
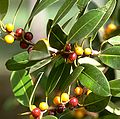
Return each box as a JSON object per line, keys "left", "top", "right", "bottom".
{"left": 105, "top": 23, "right": 117, "bottom": 35}
{"left": 31, "top": 105, "right": 37, "bottom": 110}
{"left": 4, "top": 34, "right": 14, "bottom": 44}
{"left": 39, "top": 102, "right": 48, "bottom": 111}
{"left": 65, "top": 43, "right": 71, "bottom": 51}
{"left": 56, "top": 104, "right": 65, "bottom": 113}
{"left": 61, "top": 93, "right": 69, "bottom": 102}
{"left": 84, "top": 48, "right": 92, "bottom": 55}
{"left": 31, "top": 108, "right": 41, "bottom": 118}
{"left": 74, "top": 87, "right": 83, "bottom": 96}
{"left": 68, "top": 52, "right": 77, "bottom": 61}
{"left": 48, "top": 109, "right": 56, "bottom": 115}
{"left": 20, "top": 41, "right": 29, "bottom": 49}
{"left": 74, "top": 108, "right": 86, "bottom": 118}
{"left": 15, "top": 28, "right": 24, "bottom": 37}
{"left": 24, "top": 32, "right": 33, "bottom": 41}
{"left": 74, "top": 46, "right": 84, "bottom": 55}
{"left": 5, "top": 23, "right": 14, "bottom": 32}
{"left": 69, "top": 97, "right": 78, "bottom": 107}
{"left": 53, "top": 96, "right": 61, "bottom": 105}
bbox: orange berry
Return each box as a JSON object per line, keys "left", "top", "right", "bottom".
{"left": 39, "top": 102, "right": 48, "bottom": 111}
{"left": 4, "top": 34, "right": 14, "bottom": 44}
{"left": 74, "top": 87, "right": 83, "bottom": 95}
{"left": 53, "top": 96, "right": 61, "bottom": 105}
{"left": 61, "top": 93, "right": 69, "bottom": 102}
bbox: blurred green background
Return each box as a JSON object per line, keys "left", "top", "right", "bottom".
{"left": 0, "top": 0, "right": 120, "bottom": 118}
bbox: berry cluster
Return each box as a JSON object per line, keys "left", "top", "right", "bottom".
{"left": 4, "top": 23, "right": 33, "bottom": 50}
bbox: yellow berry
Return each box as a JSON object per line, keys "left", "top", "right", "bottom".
{"left": 39, "top": 102, "right": 48, "bottom": 111}
{"left": 105, "top": 23, "right": 117, "bottom": 35}
{"left": 74, "top": 46, "right": 84, "bottom": 55}
{"left": 84, "top": 48, "right": 92, "bottom": 55}
{"left": 4, "top": 34, "right": 14, "bottom": 44}
{"left": 30, "top": 105, "right": 37, "bottom": 110}
{"left": 61, "top": 93, "right": 69, "bottom": 102}
{"left": 74, "top": 87, "right": 83, "bottom": 96}
{"left": 41, "top": 38, "right": 50, "bottom": 47}
{"left": 87, "top": 89, "right": 92, "bottom": 95}
{"left": 6, "top": 23, "right": 14, "bottom": 32}
{"left": 53, "top": 96, "right": 61, "bottom": 105}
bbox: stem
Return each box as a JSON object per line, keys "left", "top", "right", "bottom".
{"left": 0, "top": 20, "right": 6, "bottom": 32}
{"left": 100, "top": 40, "right": 108, "bottom": 51}
{"left": 29, "top": 72, "right": 44, "bottom": 111}
{"left": 12, "top": 0, "right": 24, "bottom": 25}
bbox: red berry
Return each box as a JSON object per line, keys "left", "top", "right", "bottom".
{"left": 15, "top": 28, "right": 24, "bottom": 37}
{"left": 24, "top": 32, "right": 33, "bottom": 41}
{"left": 65, "top": 43, "right": 71, "bottom": 51}
{"left": 69, "top": 97, "right": 78, "bottom": 107}
{"left": 31, "top": 108, "right": 41, "bottom": 118}
{"left": 56, "top": 104, "right": 65, "bottom": 113}
{"left": 68, "top": 52, "right": 77, "bottom": 61}
{"left": 20, "top": 41, "right": 29, "bottom": 49}
{"left": 48, "top": 109, "right": 56, "bottom": 115}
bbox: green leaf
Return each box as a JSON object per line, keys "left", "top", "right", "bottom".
{"left": 60, "top": 66, "right": 84, "bottom": 92}
{"left": 10, "top": 70, "right": 33, "bottom": 107}
{"left": 99, "top": 46, "right": 120, "bottom": 69}
{"left": 0, "top": 0, "right": 9, "bottom": 20}
{"left": 47, "top": 19, "right": 53, "bottom": 36}
{"left": 84, "top": 93, "right": 110, "bottom": 112}
{"left": 6, "top": 51, "right": 37, "bottom": 71}
{"left": 29, "top": 40, "right": 50, "bottom": 61}
{"left": 52, "top": 0, "right": 77, "bottom": 26}
{"left": 92, "top": 0, "right": 116, "bottom": 36}
{"left": 28, "top": 0, "right": 59, "bottom": 22}
{"left": 109, "top": 79, "right": 120, "bottom": 97}
{"left": 107, "top": 36, "right": 120, "bottom": 46}
{"left": 100, "top": 114, "right": 118, "bottom": 119}
{"left": 67, "top": 9, "right": 105, "bottom": 43}
{"left": 29, "top": 58, "right": 51, "bottom": 74}
{"left": 46, "top": 58, "right": 65, "bottom": 95}
{"left": 105, "top": 101, "right": 120, "bottom": 115}
{"left": 78, "top": 64, "right": 111, "bottom": 97}
{"left": 49, "top": 23, "right": 67, "bottom": 50}
{"left": 42, "top": 115, "right": 58, "bottom": 119}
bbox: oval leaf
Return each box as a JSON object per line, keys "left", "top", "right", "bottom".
{"left": 60, "top": 65, "right": 84, "bottom": 92}
{"left": 84, "top": 93, "right": 110, "bottom": 112}
{"left": 67, "top": 9, "right": 105, "bottom": 43}
{"left": 99, "top": 46, "right": 120, "bottom": 69}
{"left": 109, "top": 79, "right": 120, "bottom": 97}
{"left": 107, "top": 36, "right": 120, "bottom": 45}
{"left": 0, "top": 0, "right": 9, "bottom": 20}
{"left": 42, "top": 115, "right": 58, "bottom": 119}
{"left": 52, "top": 0, "right": 77, "bottom": 26}
{"left": 10, "top": 70, "right": 34, "bottom": 107}
{"left": 78, "top": 64, "right": 111, "bottom": 97}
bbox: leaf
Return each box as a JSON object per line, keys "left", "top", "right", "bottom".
{"left": 67, "top": 9, "right": 105, "bottom": 43}
{"left": 49, "top": 23, "right": 67, "bottom": 50}
{"left": 84, "top": 93, "right": 110, "bottom": 112}
{"left": 109, "top": 79, "right": 120, "bottom": 97}
{"left": 105, "top": 101, "right": 120, "bottom": 115}
{"left": 29, "top": 40, "right": 50, "bottom": 61}
{"left": 47, "top": 19, "right": 53, "bottom": 36}
{"left": 52, "top": 0, "right": 77, "bottom": 26}
{"left": 6, "top": 52, "right": 37, "bottom": 71}
{"left": 0, "top": 0, "right": 9, "bottom": 20}
{"left": 42, "top": 115, "right": 58, "bottom": 119}
{"left": 60, "top": 66, "right": 84, "bottom": 92}
{"left": 107, "top": 36, "right": 120, "bottom": 46}
{"left": 29, "top": 58, "right": 51, "bottom": 74}
{"left": 46, "top": 58, "right": 65, "bottom": 95}
{"left": 91, "top": 0, "right": 116, "bottom": 36}
{"left": 100, "top": 114, "right": 118, "bottom": 119}
{"left": 99, "top": 46, "right": 120, "bottom": 69}
{"left": 28, "top": 0, "right": 59, "bottom": 22}
{"left": 78, "top": 64, "right": 111, "bottom": 97}
{"left": 10, "top": 70, "right": 33, "bottom": 107}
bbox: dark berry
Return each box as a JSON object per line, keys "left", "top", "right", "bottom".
{"left": 68, "top": 52, "right": 77, "bottom": 61}
{"left": 31, "top": 108, "right": 41, "bottom": 118}
{"left": 15, "top": 28, "right": 24, "bottom": 37}
{"left": 69, "top": 97, "right": 78, "bottom": 107}
{"left": 56, "top": 104, "right": 65, "bottom": 113}
{"left": 48, "top": 109, "right": 56, "bottom": 115}
{"left": 24, "top": 32, "right": 33, "bottom": 41}
{"left": 65, "top": 43, "right": 71, "bottom": 51}
{"left": 20, "top": 41, "right": 29, "bottom": 49}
